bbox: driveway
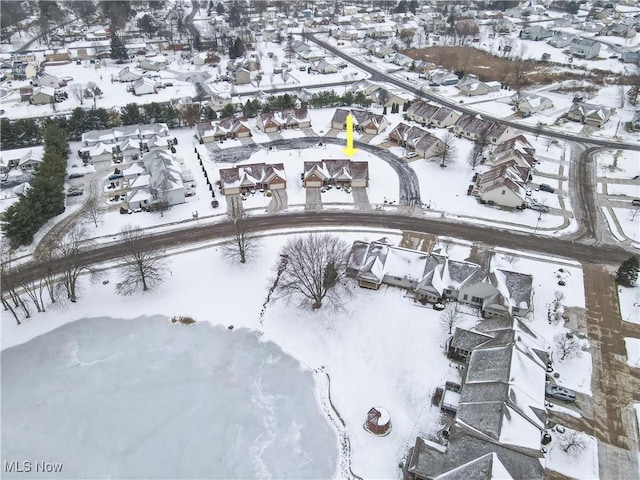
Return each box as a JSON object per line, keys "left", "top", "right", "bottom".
{"left": 267, "top": 189, "right": 288, "bottom": 214}
{"left": 352, "top": 187, "right": 372, "bottom": 210}
{"left": 226, "top": 194, "right": 244, "bottom": 218}
{"left": 305, "top": 187, "right": 322, "bottom": 211}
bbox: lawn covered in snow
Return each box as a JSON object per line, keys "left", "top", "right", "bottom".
{"left": 1, "top": 229, "right": 594, "bottom": 478}
{"left": 618, "top": 285, "right": 640, "bottom": 325}
{"left": 544, "top": 425, "right": 599, "bottom": 480}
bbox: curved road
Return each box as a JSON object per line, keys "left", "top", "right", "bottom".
{"left": 206, "top": 136, "right": 421, "bottom": 205}
{"left": 4, "top": 210, "right": 633, "bottom": 287}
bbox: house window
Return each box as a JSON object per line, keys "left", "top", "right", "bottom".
{"left": 502, "top": 189, "right": 506, "bottom": 195}
{"left": 463, "top": 294, "right": 468, "bottom": 300}
{"left": 471, "top": 296, "right": 482, "bottom": 303}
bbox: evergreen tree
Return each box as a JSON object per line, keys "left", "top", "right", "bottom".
{"left": 616, "top": 256, "right": 640, "bottom": 287}
{"left": 110, "top": 31, "right": 128, "bottom": 61}
{"left": 220, "top": 103, "right": 235, "bottom": 118}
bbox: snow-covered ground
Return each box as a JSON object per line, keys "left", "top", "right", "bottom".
{"left": 618, "top": 285, "right": 640, "bottom": 325}
{"left": 544, "top": 425, "right": 599, "bottom": 480}
{"left": 1, "top": 230, "right": 593, "bottom": 478}
{"left": 624, "top": 337, "right": 640, "bottom": 368}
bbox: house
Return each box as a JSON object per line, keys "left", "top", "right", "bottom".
{"left": 458, "top": 266, "right": 533, "bottom": 316}
{"left": 346, "top": 240, "right": 481, "bottom": 304}
{"left": 0, "top": 147, "right": 43, "bottom": 174}
{"left": 475, "top": 162, "right": 530, "bottom": 209}
{"left": 126, "top": 150, "right": 186, "bottom": 209}
{"left": 453, "top": 115, "right": 516, "bottom": 145}
{"left": 520, "top": 25, "right": 553, "bottom": 41}
{"left": 138, "top": 58, "right": 167, "bottom": 71}
{"left": 256, "top": 108, "right": 311, "bottom": 133}
{"left": 486, "top": 135, "right": 536, "bottom": 169}
{"left": 132, "top": 77, "right": 157, "bottom": 96}
{"left": 194, "top": 118, "right": 251, "bottom": 143}
{"left": 368, "top": 87, "right": 412, "bottom": 109}
{"left": 44, "top": 48, "right": 71, "bottom": 62}
{"left": 312, "top": 59, "right": 337, "bottom": 74}
{"left": 569, "top": 38, "right": 601, "bottom": 59}
{"left": 32, "top": 72, "right": 60, "bottom": 88}
{"left": 567, "top": 102, "right": 612, "bottom": 128}
{"left": 116, "top": 66, "right": 141, "bottom": 82}
{"left": 29, "top": 86, "right": 55, "bottom": 105}
{"left": 406, "top": 319, "right": 548, "bottom": 480}
{"left": 600, "top": 23, "right": 636, "bottom": 38}
{"left": 218, "top": 162, "right": 286, "bottom": 195}
{"left": 406, "top": 100, "right": 461, "bottom": 127}
{"left": 428, "top": 69, "right": 459, "bottom": 86}
{"left": 388, "top": 123, "right": 444, "bottom": 160}
{"left": 303, "top": 159, "right": 369, "bottom": 188}
{"left": 457, "top": 77, "right": 501, "bottom": 97}
{"left": 621, "top": 51, "right": 640, "bottom": 65}
{"left": 232, "top": 67, "right": 251, "bottom": 85}
{"left": 79, "top": 123, "right": 172, "bottom": 163}
{"left": 510, "top": 92, "right": 553, "bottom": 114}
{"left": 331, "top": 109, "right": 388, "bottom": 134}
{"left": 547, "top": 32, "right": 576, "bottom": 48}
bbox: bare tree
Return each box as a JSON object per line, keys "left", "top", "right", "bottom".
{"left": 440, "top": 304, "right": 461, "bottom": 334}
{"left": 274, "top": 234, "right": 352, "bottom": 310}
{"left": 559, "top": 431, "right": 588, "bottom": 455}
{"left": 544, "top": 136, "right": 554, "bottom": 151}
{"left": 56, "top": 224, "right": 97, "bottom": 303}
{"left": 81, "top": 180, "right": 104, "bottom": 228}
{"left": 70, "top": 83, "right": 84, "bottom": 105}
{"left": 222, "top": 213, "right": 259, "bottom": 264}
{"left": 467, "top": 142, "right": 483, "bottom": 170}
{"left": 554, "top": 333, "right": 582, "bottom": 361}
{"left": 628, "top": 206, "right": 640, "bottom": 222}
{"left": 115, "top": 226, "right": 169, "bottom": 295}
{"left": 399, "top": 29, "right": 415, "bottom": 48}
{"left": 436, "top": 132, "right": 457, "bottom": 167}
{"left": 1, "top": 241, "right": 22, "bottom": 324}
{"left": 502, "top": 252, "right": 519, "bottom": 265}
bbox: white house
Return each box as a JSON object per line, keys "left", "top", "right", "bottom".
{"left": 132, "top": 78, "right": 157, "bottom": 96}
{"left": 510, "top": 92, "right": 553, "bottom": 114}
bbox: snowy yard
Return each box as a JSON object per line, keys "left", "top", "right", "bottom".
{"left": 618, "top": 285, "right": 640, "bottom": 325}
{"left": 1, "top": 229, "right": 593, "bottom": 478}
{"left": 544, "top": 425, "right": 599, "bottom": 480}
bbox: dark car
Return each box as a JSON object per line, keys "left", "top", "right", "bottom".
{"left": 632, "top": 199, "right": 640, "bottom": 206}
{"left": 68, "top": 172, "right": 85, "bottom": 179}
{"left": 67, "top": 188, "right": 83, "bottom": 197}
{"left": 538, "top": 183, "right": 555, "bottom": 193}
{"left": 108, "top": 173, "right": 123, "bottom": 180}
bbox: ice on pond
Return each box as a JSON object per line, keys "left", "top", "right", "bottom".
{"left": 1, "top": 316, "right": 337, "bottom": 479}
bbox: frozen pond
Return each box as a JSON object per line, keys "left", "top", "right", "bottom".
{"left": 1, "top": 316, "right": 337, "bottom": 479}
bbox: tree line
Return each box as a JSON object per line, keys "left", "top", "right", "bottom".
{"left": 1, "top": 89, "right": 379, "bottom": 150}
{"left": 1, "top": 123, "right": 68, "bottom": 247}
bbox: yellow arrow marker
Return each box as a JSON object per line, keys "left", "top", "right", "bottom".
{"left": 342, "top": 114, "right": 359, "bottom": 157}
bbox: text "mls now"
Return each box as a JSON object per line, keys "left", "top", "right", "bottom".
{"left": 4, "top": 461, "right": 64, "bottom": 473}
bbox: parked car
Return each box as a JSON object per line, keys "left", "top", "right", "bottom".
{"left": 545, "top": 384, "right": 576, "bottom": 403}
{"left": 108, "top": 173, "right": 123, "bottom": 180}
{"left": 538, "top": 183, "right": 555, "bottom": 193}
{"left": 529, "top": 202, "right": 549, "bottom": 213}
{"left": 405, "top": 152, "right": 418, "bottom": 159}
{"left": 68, "top": 172, "right": 85, "bottom": 179}
{"left": 433, "top": 302, "right": 446, "bottom": 311}
{"left": 632, "top": 199, "right": 640, "bottom": 206}
{"left": 525, "top": 188, "right": 532, "bottom": 196}
{"left": 67, "top": 187, "right": 83, "bottom": 197}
